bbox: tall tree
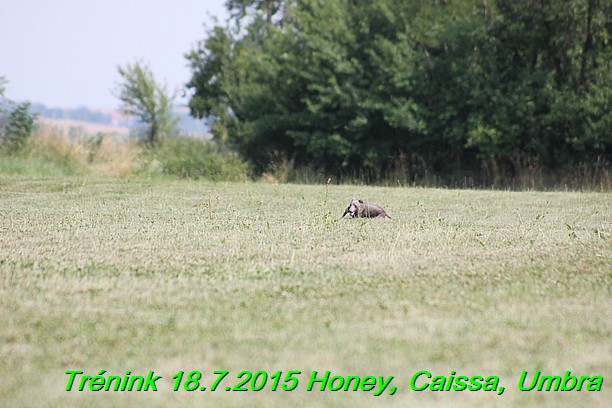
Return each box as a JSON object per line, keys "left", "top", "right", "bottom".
{"left": 114, "top": 61, "right": 178, "bottom": 145}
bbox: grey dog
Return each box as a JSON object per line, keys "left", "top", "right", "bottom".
{"left": 341, "top": 198, "right": 391, "bottom": 219}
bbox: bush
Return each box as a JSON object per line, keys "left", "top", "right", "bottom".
{"left": 0, "top": 102, "right": 38, "bottom": 153}
{"left": 140, "top": 137, "right": 250, "bottom": 181}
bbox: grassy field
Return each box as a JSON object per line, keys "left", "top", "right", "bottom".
{"left": 0, "top": 176, "right": 610, "bottom": 407}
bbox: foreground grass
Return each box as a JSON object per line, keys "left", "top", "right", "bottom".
{"left": 0, "top": 176, "right": 610, "bottom": 407}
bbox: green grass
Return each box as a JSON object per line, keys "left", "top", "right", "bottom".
{"left": 138, "top": 137, "right": 250, "bottom": 181}
{"left": 0, "top": 153, "right": 84, "bottom": 178}
{"left": 0, "top": 176, "right": 610, "bottom": 407}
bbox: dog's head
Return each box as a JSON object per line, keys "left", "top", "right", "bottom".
{"left": 342, "top": 198, "right": 363, "bottom": 218}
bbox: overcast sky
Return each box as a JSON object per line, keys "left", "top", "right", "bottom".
{"left": 0, "top": 0, "right": 228, "bottom": 109}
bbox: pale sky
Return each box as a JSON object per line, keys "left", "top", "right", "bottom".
{"left": 0, "top": 0, "right": 228, "bottom": 109}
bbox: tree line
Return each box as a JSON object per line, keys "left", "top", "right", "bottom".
{"left": 185, "top": 0, "right": 611, "bottom": 185}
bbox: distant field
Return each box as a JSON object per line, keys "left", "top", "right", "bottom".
{"left": 0, "top": 176, "right": 610, "bottom": 407}
{"left": 38, "top": 118, "right": 131, "bottom": 137}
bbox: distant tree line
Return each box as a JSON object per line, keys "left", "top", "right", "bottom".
{"left": 186, "top": 0, "right": 611, "bottom": 185}
{"left": 31, "top": 104, "right": 114, "bottom": 124}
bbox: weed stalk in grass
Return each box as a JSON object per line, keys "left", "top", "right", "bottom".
{"left": 323, "top": 177, "right": 333, "bottom": 227}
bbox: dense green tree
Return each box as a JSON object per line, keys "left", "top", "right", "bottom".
{"left": 187, "top": 0, "right": 611, "bottom": 183}
{"left": 186, "top": 27, "right": 234, "bottom": 144}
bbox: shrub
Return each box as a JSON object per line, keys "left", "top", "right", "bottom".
{"left": 0, "top": 102, "right": 38, "bottom": 153}
{"left": 140, "top": 137, "right": 250, "bottom": 181}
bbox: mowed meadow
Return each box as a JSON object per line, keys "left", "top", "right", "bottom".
{"left": 0, "top": 176, "right": 610, "bottom": 407}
